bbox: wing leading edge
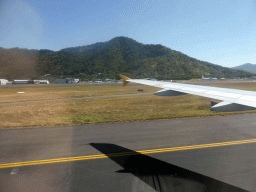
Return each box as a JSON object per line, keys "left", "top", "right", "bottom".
{"left": 119, "top": 75, "right": 256, "bottom": 112}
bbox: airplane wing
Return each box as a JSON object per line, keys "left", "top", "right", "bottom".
{"left": 119, "top": 75, "right": 256, "bottom": 112}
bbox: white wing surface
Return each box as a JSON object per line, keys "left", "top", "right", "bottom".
{"left": 119, "top": 75, "right": 256, "bottom": 112}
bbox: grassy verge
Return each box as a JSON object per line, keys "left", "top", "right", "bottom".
{"left": 0, "top": 102, "right": 70, "bottom": 128}
{"left": 0, "top": 82, "right": 255, "bottom": 128}
{"left": 68, "top": 94, "right": 215, "bottom": 124}
{"left": 68, "top": 94, "right": 256, "bottom": 125}
{"left": 211, "top": 82, "right": 256, "bottom": 91}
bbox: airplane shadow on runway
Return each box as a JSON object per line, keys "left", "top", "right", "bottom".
{"left": 90, "top": 143, "right": 247, "bottom": 192}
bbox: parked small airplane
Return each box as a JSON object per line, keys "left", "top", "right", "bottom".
{"left": 119, "top": 75, "right": 256, "bottom": 112}
{"left": 202, "top": 75, "right": 210, "bottom": 80}
{"left": 202, "top": 75, "right": 217, "bottom": 80}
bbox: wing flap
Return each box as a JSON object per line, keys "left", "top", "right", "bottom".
{"left": 210, "top": 101, "right": 256, "bottom": 112}
{"left": 154, "top": 89, "right": 187, "bottom": 96}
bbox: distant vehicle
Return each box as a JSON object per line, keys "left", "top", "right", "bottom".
{"left": 94, "top": 80, "right": 103, "bottom": 83}
{"left": 94, "top": 79, "right": 103, "bottom": 83}
{"left": 104, "top": 78, "right": 111, "bottom": 82}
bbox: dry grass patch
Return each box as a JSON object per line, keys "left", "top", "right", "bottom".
{"left": 211, "top": 82, "right": 256, "bottom": 91}
{"left": 0, "top": 102, "right": 71, "bottom": 128}
{"left": 0, "top": 87, "right": 70, "bottom": 103}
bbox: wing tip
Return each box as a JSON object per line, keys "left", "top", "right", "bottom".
{"left": 119, "top": 74, "right": 130, "bottom": 86}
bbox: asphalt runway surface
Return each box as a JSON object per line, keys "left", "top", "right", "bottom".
{"left": 1, "top": 113, "right": 256, "bottom": 191}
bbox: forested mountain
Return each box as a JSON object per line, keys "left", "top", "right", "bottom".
{"left": 0, "top": 37, "right": 253, "bottom": 80}
{"left": 233, "top": 63, "right": 256, "bottom": 74}
{"left": 0, "top": 47, "right": 40, "bottom": 80}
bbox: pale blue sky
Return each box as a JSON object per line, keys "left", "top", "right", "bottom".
{"left": 1, "top": 0, "right": 256, "bottom": 67}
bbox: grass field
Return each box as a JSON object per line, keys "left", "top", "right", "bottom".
{"left": 0, "top": 84, "right": 158, "bottom": 103}
{"left": 0, "top": 82, "right": 256, "bottom": 128}
{"left": 211, "top": 82, "right": 256, "bottom": 91}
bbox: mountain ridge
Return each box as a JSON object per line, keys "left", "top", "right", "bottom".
{"left": 233, "top": 63, "right": 256, "bottom": 74}
{"left": 0, "top": 37, "right": 253, "bottom": 80}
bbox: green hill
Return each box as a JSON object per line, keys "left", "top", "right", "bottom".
{"left": 233, "top": 63, "right": 256, "bottom": 74}
{"left": 0, "top": 37, "right": 253, "bottom": 80}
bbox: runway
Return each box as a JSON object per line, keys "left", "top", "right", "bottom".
{"left": 1, "top": 113, "right": 256, "bottom": 191}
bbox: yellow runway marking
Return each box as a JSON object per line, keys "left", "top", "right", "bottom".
{"left": 1, "top": 139, "right": 256, "bottom": 169}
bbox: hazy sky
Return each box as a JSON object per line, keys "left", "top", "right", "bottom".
{"left": 1, "top": 0, "right": 256, "bottom": 68}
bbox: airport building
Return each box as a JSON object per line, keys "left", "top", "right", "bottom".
{"left": 13, "top": 80, "right": 50, "bottom": 84}
{"left": 0, "top": 79, "right": 8, "bottom": 85}
{"left": 13, "top": 80, "right": 30, "bottom": 84}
